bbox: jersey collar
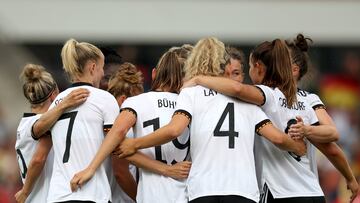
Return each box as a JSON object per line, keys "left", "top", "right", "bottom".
{"left": 23, "top": 113, "right": 37, "bottom": 117}
{"left": 71, "top": 82, "right": 93, "bottom": 87}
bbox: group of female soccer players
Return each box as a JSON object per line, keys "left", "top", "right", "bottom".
{"left": 15, "top": 35, "right": 359, "bottom": 203}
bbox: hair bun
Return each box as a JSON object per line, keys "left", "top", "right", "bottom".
{"left": 295, "top": 34, "right": 312, "bottom": 52}
{"left": 22, "top": 64, "right": 44, "bottom": 82}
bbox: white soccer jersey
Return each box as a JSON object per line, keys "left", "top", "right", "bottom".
{"left": 176, "top": 86, "right": 270, "bottom": 202}
{"left": 47, "top": 83, "right": 119, "bottom": 203}
{"left": 256, "top": 85, "right": 324, "bottom": 198}
{"left": 297, "top": 89, "right": 326, "bottom": 177}
{"left": 121, "top": 91, "right": 190, "bottom": 203}
{"left": 298, "top": 89, "right": 326, "bottom": 111}
{"left": 15, "top": 113, "right": 54, "bottom": 203}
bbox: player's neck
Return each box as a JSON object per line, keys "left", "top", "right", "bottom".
{"left": 31, "top": 102, "right": 50, "bottom": 114}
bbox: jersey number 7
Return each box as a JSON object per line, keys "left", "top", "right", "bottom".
{"left": 58, "top": 111, "right": 78, "bottom": 163}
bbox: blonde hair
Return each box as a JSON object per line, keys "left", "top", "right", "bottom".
{"left": 151, "top": 51, "right": 184, "bottom": 93}
{"left": 169, "top": 44, "right": 193, "bottom": 61}
{"left": 61, "top": 38, "right": 103, "bottom": 81}
{"left": 184, "top": 37, "right": 225, "bottom": 80}
{"left": 20, "top": 64, "right": 57, "bottom": 106}
{"left": 108, "top": 62, "right": 144, "bottom": 98}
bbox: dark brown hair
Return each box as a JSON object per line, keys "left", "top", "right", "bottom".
{"left": 251, "top": 39, "right": 297, "bottom": 106}
{"left": 286, "top": 34, "right": 313, "bottom": 81}
{"left": 151, "top": 51, "right": 183, "bottom": 93}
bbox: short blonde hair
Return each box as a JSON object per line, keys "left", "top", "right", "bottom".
{"left": 107, "top": 62, "right": 144, "bottom": 98}
{"left": 20, "top": 64, "right": 57, "bottom": 106}
{"left": 184, "top": 37, "right": 225, "bottom": 80}
{"left": 61, "top": 38, "right": 103, "bottom": 81}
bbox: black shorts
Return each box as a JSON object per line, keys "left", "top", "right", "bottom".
{"left": 190, "top": 195, "right": 256, "bottom": 203}
{"left": 56, "top": 201, "right": 96, "bottom": 203}
{"left": 260, "top": 184, "right": 325, "bottom": 203}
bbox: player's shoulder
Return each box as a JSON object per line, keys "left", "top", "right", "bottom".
{"left": 180, "top": 85, "right": 211, "bottom": 97}
{"left": 297, "top": 88, "right": 321, "bottom": 102}
{"left": 121, "top": 92, "right": 148, "bottom": 108}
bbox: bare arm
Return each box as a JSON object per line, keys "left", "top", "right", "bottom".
{"left": 33, "top": 88, "right": 89, "bottom": 138}
{"left": 312, "top": 108, "right": 358, "bottom": 201}
{"left": 312, "top": 141, "right": 358, "bottom": 201}
{"left": 118, "top": 114, "right": 190, "bottom": 158}
{"left": 289, "top": 115, "right": 339, "bottom": 143}
{"left": 185, "top": 76, "right": 264, "bottom": 105}
{"left": 70, "top": 110, "right": 135, "bottom": 191}
{"left": 258, "top": 123, "right": 307, "bottom": 156}
{"left": 15, "top": 136, "right": 52, "bottom": 203}
{"left": 111, "top": 156, "right": 137, "bottom": 201}
{"left": 126, "top": 152, "right": 191, "bottom": 179}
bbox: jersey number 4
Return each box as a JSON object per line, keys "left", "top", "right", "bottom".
{"left": 214, "top": 103, "right": 239, "bottom": 149}
{"left": 143, "top": 117, "right": 189, "bottom": 164}
{"left": 58, "top": 111, "right": 78, "bottom": 163}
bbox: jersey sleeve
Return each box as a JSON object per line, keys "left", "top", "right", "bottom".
{"left": 174, "top": 87, "right": 194, "bottom": 121}
{"left": 308, "top": 108, "right": 319, "bottom": 126}
{"left": 308, "top": 93, "right": 326, "bottom": 110}
{"left": 255, "top": 85, "right": 274, "bottom": 109}
{"left": 103, "top": 94, "right": 120, "bottom": 131}
{"left": 121, "top": 97, "right": 138, "bottom": 118}
{"left": 252, "top": 106, "right": 272, "bottom": 134}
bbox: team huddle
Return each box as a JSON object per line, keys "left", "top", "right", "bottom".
{"left": 14, "top": 35, "right": 359, "bottom": 203}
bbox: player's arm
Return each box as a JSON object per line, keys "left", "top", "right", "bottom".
{"left": 125, "top": 152, "right": 191, "bottom": 180}
{"left": 310, "top": 107, "right": 358, "bottom": 201}
{"left": 311, "top": 141, "right": 358, "bottom": 201}
{"left": 111, "top": 156, "right": 137, "bottom": 201}
{"left": 32, "top": 88, "right": 89, "bottom": 139}
{"left": 258, "top": 121, "right": 307, "bottom": 156}
{"left": 118, "top": 114, "right": 190, "bottom": 158}
{"left": 15, "top": 135, "right": 52, "bottom": 203}
{"left": 70, "top": 110, "right": 135, "bottom": 191}
{"left": 288, "top": 115, "right": 339, "bottom": 143}
{"left": 183, "top": 76, "right": 264, "bottom": 105}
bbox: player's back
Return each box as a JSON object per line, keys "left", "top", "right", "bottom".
{"left": 255, "top": 85, "right": 323, "bottom": 198}
{"left": 121, "top": 91, "right": 189, "bottom": 203}
{"left": 176, "top": 86, "right": 269, "bottom": 202}
{"left": 15, "top": 113, "right": 54, "bottom": 203}
{"left": 48, "top": 83, "right": 119, "bottom": 203}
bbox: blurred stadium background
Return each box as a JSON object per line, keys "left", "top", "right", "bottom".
{"left": 0, "top": 1, "right": 359, "bottom": 202}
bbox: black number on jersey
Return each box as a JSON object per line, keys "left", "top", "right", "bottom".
{"left": 285, "top": 119, "right": 301, "bottom": 162}
{"left": 58, "top": 111, "right": 78, "bottom": 163}
{"left": 213, "top": 103, "right": 239, "bottom": 149}
{"left": 143, "top": 117, "right": 166, "bottom": 164}
{"left": 143, "top": 117, "right": 190, "bottom": 165}
{"left": 16, "top": 149, "right": 27, "bottom": 179}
